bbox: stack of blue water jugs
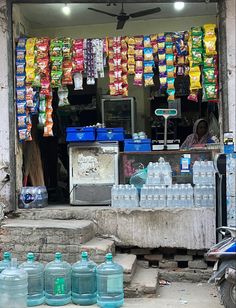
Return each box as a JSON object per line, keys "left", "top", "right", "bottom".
{"left": 0, "top": 251, "right": 124, "bottom": 308}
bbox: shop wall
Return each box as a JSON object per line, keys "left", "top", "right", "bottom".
{"left": 0, "top": 1, "right": 11, "bottom": 212}
{"left": 225, "top": 0, "right": 236, "bottom": 149}
{"left": 30, "top": 15, "right": 216, "bottom": 133}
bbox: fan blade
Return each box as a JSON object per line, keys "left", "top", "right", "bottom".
{"left": 88, "top": 8, "right": 118, "bottom": 17}
{"left": 116, "top": 15, "right": 129, "bottom": 30}
{"left": 130, "top": 7, "right": 161, "bottom": 18}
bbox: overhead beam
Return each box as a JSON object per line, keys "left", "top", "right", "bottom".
{"left": 10, "top": 0, "right": 219, "bottom": 4}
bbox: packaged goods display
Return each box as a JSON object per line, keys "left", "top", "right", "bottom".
{"left": 111, "top": 159, "right": 216, "bottom": 209}
{"left": 15, "top": 24, "right": 218, "bottom": 142}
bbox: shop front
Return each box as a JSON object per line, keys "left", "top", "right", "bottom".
{"left": 0, "top": 0, "right": 235, "bottom": 248}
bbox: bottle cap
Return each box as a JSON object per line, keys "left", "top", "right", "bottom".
{"left": 106, "top": 253, "right": 113, "bottom": 261}
{"left": 27, "top": 252, "right": 35, "bottom": 261}
{"left": 81, "top": 251, "right": 88, "bottom": 259}
{"left": 3, "top": 252, "right": 11, "bottom": 260}
{"left": 55, "top": 252, "right": 62, "bottom": 260}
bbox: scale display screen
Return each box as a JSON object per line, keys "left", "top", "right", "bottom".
{"left": 155, "top": 109, "right": 177, "bottom": 116}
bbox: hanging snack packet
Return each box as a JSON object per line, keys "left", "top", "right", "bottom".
{"left": 109, "top": 83, "right": 116, "bottom": 96}
{"left": 17, "top": 114, "right": 27, "bottom": 129}
{"left": 203, "top": 67, "right": 217, "bottom": 84}
{"left": 203, "top": 55, "right": 216, "bottom": 68}
{"left": 203, "top": 24, "right": 216, "bottom": 37}
{"left": 134, "top": 71, "right": 143, "bottom": 87}
{"left": 188, "top": 90, "right": 199, "bottom": 102}
{"left": 62, "top": 37, "right": 72, "bottom": 59}
{"left": 166, "top": 43, "right": 173, "bottom": 54}
{"left": 192, "top": 35, "right": 203, "bottom": 49}
{"left": 204, "top": 83, "right": 218, "bottom": 101}
{"left": 74, "top": 72, "right": 83, "bottom": 90}
{"left": 144, "top": 61, "right": 154, "bottom": 74}
{"left": 160, "top": 77, "right": 167, "bottom": 88}
{"left": 16, "top": 88, "right": 26, "bottom": 102}
{"left": 167, "top": 77, "right": 175, "bottom": 90}
{"left": 26, "top": 38, "right": 36, "bottom": 56}
{"left": 144, "top": 73, "right": 154, "bottom": 87}
{"left": 144, "top": 36, "right": 152, "bottom": 48}
{"left": 50, "top": 38, "right": 63, "bottom": 57}
{"left": 16, "top": 74, "right": 26, "bottom": 88}
{"left": 17, "top": 102, "right": 26, "bottom": 115}
{"left": 58, "top": 86, "right": 69, "bottom": 107}
{"left": 17, "top": 37, "right": 27, "bottom": 51}
{"left": 167, "top": 66, "right": 175, "bottom": 78}
{"left": 36, "top": 38, "right": 50, "bottom": 58}
{"left": 167, "top": 89, "right": 175, "bottom": 101}
{"left": 192, "top": 48, "right": 203, "bottom": 65}
{"left": 51, "top": 56, "right": 63, "bottom": 71}
{"left": 43, "top": 122, "right": 54, "bottom": 137}
{"left": 16, "top": 50, "right": 26, "bottom": 63}
{"left": 40, "top": 77, "right": 51, "bottom": 96}
{"left": 16, "top": 63, "right": 26, "bottom": 75}
{"left": 191, "top": 27, "right": 203, "bottom": 36}
{"left": 204, "top": 36, "right": 217, "bottom": 56}
{"left": 189, "top": 67, "right": 201, "bottom": 90}
{"left": 166, "top": 54, "right": 174, "bottom": 66}
{"left": 51, "top": 70, "right": 62, "bottom": 88}
{"left": 62, "top": 60, "right": 73, "bottom": 85}
{"left": 144, "top": 48, "right": 153, "bottom": 61}
{"left": 122, "top": 84, "right": 129, "bottom": 97}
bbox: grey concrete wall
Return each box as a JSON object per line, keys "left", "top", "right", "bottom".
{"left": 225, "top": 0, "right": 236, "bottom": 149}
{"left": 0, "top": 1, "right": 11, "bottom": 212}
{"left": 18, "top": 207, "right": 216, "bottom": 250}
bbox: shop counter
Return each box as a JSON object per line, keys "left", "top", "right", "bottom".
{"left": 119, "top": 148, "right": 220, "bottom": 184}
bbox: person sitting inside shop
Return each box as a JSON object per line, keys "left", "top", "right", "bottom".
{"left": 181, "top": 118, "right": 214, "bottom": 149}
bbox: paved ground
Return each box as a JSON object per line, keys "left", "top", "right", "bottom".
{"left": 39, "top": 282, "right": 222, "bottom": 308}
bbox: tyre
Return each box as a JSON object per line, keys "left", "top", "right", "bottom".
{"left": 220, "top": 280, "right": 236, "bottom": 308}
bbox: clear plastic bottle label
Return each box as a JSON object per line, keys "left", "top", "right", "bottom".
{"left": 107, "top": 274, "right": 123, "bottom": 293}
{"left": 54, "top": 277, "right": 65, "bottom": 295}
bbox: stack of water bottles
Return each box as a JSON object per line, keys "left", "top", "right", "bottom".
{"left": 139, "top": 159, "right": 171, "bottom": 208}
{"left": 111, "top": 184, "right": 139, "bottom": 208}
{"left": 139, "top": 185, "right": 167, "bottom": 208}
{"left": 193, "top": 160, "right": 216, "bottom": 207}
{"left": 146, "top": 160, "right": 172, "bottom": 186}
{"left": 19, "top": 186, "right": 48, "bottom": 209}
{"left": 166, "top": 184, "right": 194, "bottom": 208}
{"left": 0, "top": 251, "right": 124, "bottom": 308}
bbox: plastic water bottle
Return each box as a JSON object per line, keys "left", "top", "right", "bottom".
{"left": 19, "top": 253, "right": 45, "bottom": 306}
{"left": 193, "top": 161, "right": 200, "bottom": 184}
{"left": 44, "top": 252, "right": 71, "bottom": 306}
{"left": 129, "top": 185, "right": 139, "bottom": 207}
{"left": 71, "top": 251, "right": 97, "bottom": 305}
{"left": 111, "top": 185, "right": 119, "bottom": 208}
{"left": 0, "top": 258, "right": 28, "bottom": 308}
{"left": 97, "top": 253, "right": 124, "bottom": 308}
{"left": 0, "top": 252, "right": 11, "bottom": 273}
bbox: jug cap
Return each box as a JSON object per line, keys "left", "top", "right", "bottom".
{"left": 3, "top": 252, "right": 11, "bottom": 260}
{"left": 106, "top": 253, "right": 113, "bottom": 261}
{"left": 55, "top": 252, "right": 62, "bottom": 261}
{"left": 27, "top": 252, "right": 35, "bottom": 261}
{"left": 81, "top": 251, "right": 88, "bottom": 259}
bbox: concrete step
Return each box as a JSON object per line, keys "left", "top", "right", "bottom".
{"left": 125, "top": 266, "right": 159, "bottom": 298}
{"left": 114, "top": 254, "right": 137, "bottom": 283}
{"left": 79, "top": 237, "right": 115, "bottom": 264}
{"left": 0, "top": 219, "right": 95, "bottom": 263}
{"left": 158, "top": 267, "right": 213, "bottom": 283}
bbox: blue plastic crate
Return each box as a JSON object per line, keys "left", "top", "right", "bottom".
{"left": 96, "top": 128, "right": 125, "bottom": 141}
{"left": 124, "top": 139, "right": 151, "bottom": 152}
{"left": 66, "top": 127, "right": 96, "bottom": 142}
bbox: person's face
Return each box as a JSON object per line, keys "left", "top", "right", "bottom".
{"left": 197, "top": 121, "right": 208, "bottom": 137}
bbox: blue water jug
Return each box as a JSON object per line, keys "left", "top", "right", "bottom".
{"left": 0, "top": 258, "right": 28, "bottom": 308}
{"left": 44, "top": 252, "right": 71, "bottom": 306}
{"left": 97, "top": 253, "right": 124, "bottom": 308}
{"left": 0, "top": 252, "right": 11, "bottom": 273}
{"left": 72, "top": 251, "right": 97, "bottom": 305}
{"left": 19, "top": 253, "right": 45, "bottom": 306}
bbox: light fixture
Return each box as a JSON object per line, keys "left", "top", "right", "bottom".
{"left": 62, "top": 3, "right": 71, "bottom": 16}
{"left": 174, "top": 2, "right": 185, "bottom": 11}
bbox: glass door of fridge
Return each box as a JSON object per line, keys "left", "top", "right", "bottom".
{"left": 102, "top": 98, "right": 135, "bottom": 136}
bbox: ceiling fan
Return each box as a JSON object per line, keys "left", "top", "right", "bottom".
{"left": 88, "top": 3, "right": 161, "bottom": 30}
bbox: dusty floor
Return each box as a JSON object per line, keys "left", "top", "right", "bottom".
{"left": 39, "top": 282, "right": 222, "bottom": 308}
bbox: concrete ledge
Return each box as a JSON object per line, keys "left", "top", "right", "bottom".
{"left": 17, "top": 207, "right": 216, "bottom": 250}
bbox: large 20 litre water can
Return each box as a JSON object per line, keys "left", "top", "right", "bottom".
{"left": 0, "top": 258, "right": 28, "bottom": 308}
{"left": 97, "top": 253, "right": 124, "bottom": 308}
{"left": 19, "top": 253, "right": 45, "bottom": 306}
{"left": 0, "top": 252, "right": 11, "bottom": 273}
{"left": 44, "top": 252, "right": 71, "bottom": 306}
{"left": 72, "top": 251, "right": 97, "bottom": 305}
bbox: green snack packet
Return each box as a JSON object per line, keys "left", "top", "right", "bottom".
{"left": 192, "top": 35, "right": 203, "bottom": 49}
{"left": 203, "top": 67, "right": 217, "bottom": 84}
{"left": 191, "top": 26, "right": 203, "bottom": 36}
{"left": 204, "top": 83, "right": 218, "bottom": 100}
{"left": 51, "top": 70, "right": 62, "bottom": 88}
{"left": 192, "top": 48, "right": 203, "bottom": 65}
{"left": 203, "top": 55, "right": 215, "bottom": 68}
{"left": 51, "top": 56, "right": 63, "bottom": 71}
